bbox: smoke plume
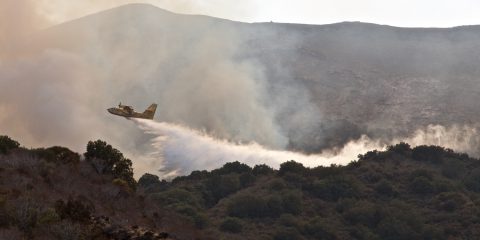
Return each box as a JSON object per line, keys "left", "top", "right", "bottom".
{"left": 1, "top": 2, "right": 480, "bottom": 178}
{"left": 134, "top": 119, "right": 480, "bottom": 177}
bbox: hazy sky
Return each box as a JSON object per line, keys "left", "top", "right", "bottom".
{"left": 35, "top": 0, "right": 480, "bottom": 28}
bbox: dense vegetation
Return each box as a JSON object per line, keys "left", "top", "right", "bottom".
{"left": 2, "top": 135, "right": 480, "bottom": 239}
{"left": 141, "top": 142, "right": 480, "bottom": 240}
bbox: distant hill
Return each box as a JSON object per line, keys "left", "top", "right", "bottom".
{"left": 2, "top": 136, "right": 480, "bottom": 239}
{"left": 17, "top": 3, "right": 480, "bottom": 153}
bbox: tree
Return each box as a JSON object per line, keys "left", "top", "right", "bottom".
{"left": 412, "top": 145, "right": 445, "bottom": 163}
{"left": 279, "top": 161, "right": 306, "bottom": 176}
{"left": 84, "top": 140, "right": 135, "bottom": 189}
{"left": 253, "top": 164, "right": 274, "bottom": 175}
{"left": 0, "top": 135, "right": 20, "bottom": 154}
{"left": 213, "top": 161, "right": 251, "bottom": 175}
{"left": 138, "top": 173, "right": 161, "bottom": 189}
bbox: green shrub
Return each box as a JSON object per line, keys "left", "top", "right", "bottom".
{"left": 311, "top": 164, "right": 346, "bottom": 178}
{"left": 279, "top": 161, "right": 306, "bottom": 176}
{"left": 33, "top": 147, "right": 80, "bottom": 164}
{"left": 409, "top": 177, "right": 434, "bottom": 195}
{"left": 278, "top": 214, "right": 300, "bottom": 228}
{"left": 37, "top": 208, "right": 60, "bottom": 225}
{"left": 0, "top": 135, "right": 20, "bottom": 154}
{"left": 239, "top": 172, "right": 256, "bottom": 187}
{"left": 375, "top": 180, "right": 395, "bottom": 197}
{"left": 441, "top": 158, "right": 465, "bottom": 179}
{"left": 54, "top": 197, "right": 94, "bottom": 223}
{"left": 49, "top": 220, "right": 85, "bottom": 240}
{"left": 227, "top": 192, "right": 301, "bottom": 219}
{"left": 206, "top": 174, "right": 241, "bottom": 204}
{"left": 281, "top": 191, "right": 302, "bottom": 215}
{"left": 219, "top": 217, "right": 243, "bottom": 233}
{"left": 387, "top": 142, "right": 411, "bottom": 155}
{"left": 138, "top": 173, "right": 167, "bottom": 190}
{"left": 173, "top": 204, "right": 208, "bottom": 229}
{"left": 307, "top": 176, "right": 360, "bottom": 201}
{"left": 213, "top": 161, "right": 251, "bottom": 175}
{"left": 303, "top": 218, "right": 336, "bottom": 240}
{"left": 269, "top": 179, "right": 287, "bottom": 191}
{"left": 253, "top": 164, "right": 274, "bottom": 175}
{"left": 376, "top": 202, "right": 424, "bottom": 240}
{"left": 112, "top": 178, "right": 134, "bottom": 195}
{"left": 227, "top": 194, "right": 266, "bottom": 218}
{"left": 412, "top": 145, "right": 445, "bottom": 163}
{"left": 433, "top": 192, "right": 467, "bottom": 212}
{"left": 84, "top": 140, "right": 136, "bottom": 189}
{"left": 343, "top": 201, "right": 380, "bottom": 227}
{"left": 151, "top": 188, "right": 202, "bottom": 208}
{"left": 409, "top": 169, "right": 434, "bottom": 180}
{"left": 10, "top": 197, "right": 39, "bottom": 236}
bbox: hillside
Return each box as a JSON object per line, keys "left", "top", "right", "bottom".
{"left": 6, "top": 3, "right": 480, "bottom": 157}
{"left": 0, "top": 136, "right": 200, "bottom": 239}
{"left": 2, "top": 135, "right": 480, "bottom": 239}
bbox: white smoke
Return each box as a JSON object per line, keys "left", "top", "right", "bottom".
{"left": 134, "top": 119, "right": 480, "bottom": 177}
{"left": 133, "top": 119, "right": 382, "bottom": 177}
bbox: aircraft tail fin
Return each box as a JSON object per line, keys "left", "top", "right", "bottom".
{"left": 143, "top": 103, "right": 157, "bottom": 119}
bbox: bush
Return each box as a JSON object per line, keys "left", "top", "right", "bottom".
{"left": 281, "top": 191, "right": 302, "bottom": 215}
{"left": 409, "top": 169, "right": 434, "bottom": 181}
{"left": 0, "top": 135, "right": 20, "bottom": 154}
{"left": 412, "top": 145, "right": 445, "bottom": 163}
{"left": 84, "top": 140, "right": 136, "bottom": 189}
{"left": 219, "top": 217, "right": 243, "bottom": 233}
{"left": 227, "top": 192, "right": 302, "bottom": 219}
{"left": 433, "top": 192, "right": 467, "bottom": 212}
{"left": 213, "top": 161, "right": 251, "bottom": 175}
{"left": 49, "top": 220, "right": 85, "bottom": 240}
{"left": 375, "top": 180, "right": 395, "bottom": 197}
{"left": 303, "top": 218, "right": 336, "bottom": 240}
{"left": 239, "top": 172, "right": 256, "bottom": 187}
{"left": 377, "top": 216, "right": 422, "bottom": 240}
{"left": 173, "top": 204, "right": 208, "bottom": 229}
{"left": 138, "top": 173, "right": 161, "bottom": 189}
{"left": 151, "top": 188, "right": 202, "bottom": 208}
{"left": 441, "top": 158, "right": 464, "bottom": 179}
{"left": 253, "top": 164, "right": 274, "bottom": 175}
{"left": 206, "top": 174, "right": 241, "bottom": 204}
{"left": 279, "top": 161, "right": 306, "bottom": 176}
{"left": 387, "top": 142, "right": 411, "bottom": 155}
{"left": 33, "top": 147, "right": 80, "bottom": 164}
{"left": 343, "top": 201, "right": 380, "bottom": 228}
{"left": 408, "top": 177, "right": 434, "bottom": 195}
{"left": 10, "top": 197, "right": 39, "bottom": 236}
{"left": 376, "top": 202, "right": 424, "bottom": 240}
{"left": 37, "top": 208, "right": 60, "bottom": 225}
{"left": 227, "top": 194, "right": 266, "bottom": 218}
{"left": 54, "top": 197, "right": 94, "bottom": 223}
{"left": 307, "top": 176, "right": 360, "bottom": 201}
{"left": 112, "top": 178, "right": 134, "bottom": 195}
